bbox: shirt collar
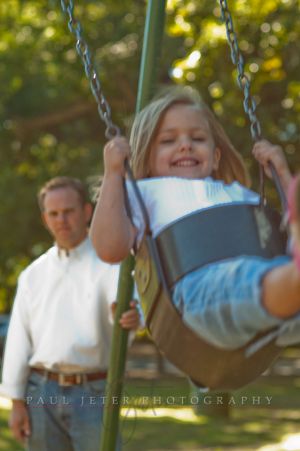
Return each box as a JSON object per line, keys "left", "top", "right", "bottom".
{"left": 55, "top": 236, "right": 91, "bottom": 260}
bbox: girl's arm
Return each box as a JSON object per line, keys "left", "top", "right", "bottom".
{"left": 90, "top": 137, "right": 136, "bottom": 263}
{"left": 252, "top": 139, "right": 292, "bottom": 196}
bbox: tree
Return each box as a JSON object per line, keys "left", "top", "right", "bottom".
{"left": 0, "top": 0, "right": 299, "bottom": 311}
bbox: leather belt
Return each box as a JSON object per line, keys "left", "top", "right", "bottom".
{"left": 30, "top": 367, "right": 107, "bottom": 386}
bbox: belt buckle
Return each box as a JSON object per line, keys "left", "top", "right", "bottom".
{"left": 76, "top": 374, "right": 84, "bottom": 384}
{"left": 58, "top": 373, "right": 73, "bottom": 387}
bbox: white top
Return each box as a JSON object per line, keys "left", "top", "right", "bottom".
{"left": 0, "top": 237, "right": 120, "bottom": 399}
{"left": 126, "top": 177, "right": 260, "bottom": 245}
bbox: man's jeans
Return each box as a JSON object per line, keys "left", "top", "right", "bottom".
{"left": 25, "top": 371, "right": 121, "bottom": 451}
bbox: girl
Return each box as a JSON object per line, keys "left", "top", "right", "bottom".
{"left": 90, "top": 87, "right": 300, "bottom": 350}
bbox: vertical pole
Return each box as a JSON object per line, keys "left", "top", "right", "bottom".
{"left": 99, "top": 2, "right": 166, "bottom": 450}
{"left": 136, "top": 0, "right": 167, "bottom": 112}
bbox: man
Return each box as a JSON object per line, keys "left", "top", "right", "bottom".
{"left": 0, "top": 176, "right": 140, "bottom": 451}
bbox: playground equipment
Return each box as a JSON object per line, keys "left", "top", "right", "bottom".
{"left": 60, "top": 1, "right": 288, "bottom": 448}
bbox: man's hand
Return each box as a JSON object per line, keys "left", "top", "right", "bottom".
{"left": 111, "top": 300, "right": 141, "bottom": 330}
{"left": 9, "top": 399, "right": 31, "bottom": 444}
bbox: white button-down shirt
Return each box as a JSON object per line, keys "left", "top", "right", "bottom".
{"left": 0, "top": 237, "right": 120, "bottom": 399}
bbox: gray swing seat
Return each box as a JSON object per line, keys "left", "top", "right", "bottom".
{"left": 134, "top": 202, "right": 287, "bottom": 391}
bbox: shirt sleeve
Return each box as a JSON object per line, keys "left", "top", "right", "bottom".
{"left": 125, "top": 180, "right": 146, "bottom": 247}
{"left": 0, "top": 271, "right": 32, "bottom": 399}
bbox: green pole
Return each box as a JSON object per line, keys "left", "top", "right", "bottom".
{"left": 99, "top": 1, "right": 166, "bottom": 450}
{"left": 136, "top": 0, "right": 167, "bottom": 112}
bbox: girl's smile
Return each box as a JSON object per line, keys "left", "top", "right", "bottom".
{"left": 149, "top": 103, "right": 221, "bottom": 179}
{"left": 171, "top": 156, "right": 199, "bottom": 167}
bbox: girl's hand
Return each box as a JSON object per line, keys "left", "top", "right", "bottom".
{"left": 103, "top": 136, "right": 130, "bottom": 177}
{"left": 252, "top": 140, "right": 292, "bottom": 192}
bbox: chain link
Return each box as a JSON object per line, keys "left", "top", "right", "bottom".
{"left": 219, "top": 0, "right": 262, "bottom": 142}
{"left": 60, "top": 0, "right": 120, "bottom": 139}
{"left": 219, "top": 0, "right": 290, "bottom": 209}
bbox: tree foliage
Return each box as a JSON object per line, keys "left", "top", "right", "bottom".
{"left": 0, "top": 0, "right": 299, "bottom": 311}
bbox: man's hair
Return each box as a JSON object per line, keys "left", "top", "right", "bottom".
{"left": 38, "top": 176, "right": 89, "bottom": 211}
{"left": 129, "top": 86, "right": 250, "bottom": 186}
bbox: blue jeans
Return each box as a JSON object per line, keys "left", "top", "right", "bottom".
{"left": 173, "top": 255, "right": 300, "bottom": 349}
{"left": 25, "top": 371, "right": 121, "bottom": 451}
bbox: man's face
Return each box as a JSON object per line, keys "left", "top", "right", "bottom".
{"left": 42, "top": 187, "right": 92, "bottom": 250}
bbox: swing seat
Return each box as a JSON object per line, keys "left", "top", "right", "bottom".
{"left": 134, "top": 203, "right": 287, "bottom": 390}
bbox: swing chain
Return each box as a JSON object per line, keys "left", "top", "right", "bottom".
{"left": 219, "top": 0, "right": 262, "bottom": 143}
{"left": 60, "top": 0, "right": 120, "bottom": 139}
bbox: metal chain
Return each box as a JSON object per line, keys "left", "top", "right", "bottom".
{"left": 60, "top": 0, "right": 120, "bottom": 139}
{"left": 219, "top": 0, "right": 289, "bottom": 211}
{"left": 219, "top": 0, "right": 262, "bottom": 142}
{"left": 219, "top": 0, "right": 267, "bottom": 203}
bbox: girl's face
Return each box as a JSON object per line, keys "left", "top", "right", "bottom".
{"left": 149, "top": 103, "right": 220, "bottom": 179}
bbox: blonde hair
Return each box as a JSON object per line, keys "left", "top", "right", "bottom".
{"left": 129, "top": 86, "right": 250, "bottom": 186}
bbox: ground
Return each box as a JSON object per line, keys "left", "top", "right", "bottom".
{"left": 1, "top": 344, "right": 300, "bottom": 450}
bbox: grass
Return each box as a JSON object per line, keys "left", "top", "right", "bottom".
{"left": 0, "top": 410, "right": 23, "bottom": 451}
{"left": 1, "top": 376, "right": 300, "bottom": 450}
{"left": 119, "top": 376, "right": 300, "bottom": 450}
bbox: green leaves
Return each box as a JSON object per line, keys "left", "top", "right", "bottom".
{"left": 0, "top": 0, "right": 299, "bottom": 310}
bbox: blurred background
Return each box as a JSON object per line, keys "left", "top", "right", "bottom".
{"left": 0, "top": 0, "right": 299, "bottom": 311}
{"left": 0, "top": 2, "right": 300, "bottom": 450}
